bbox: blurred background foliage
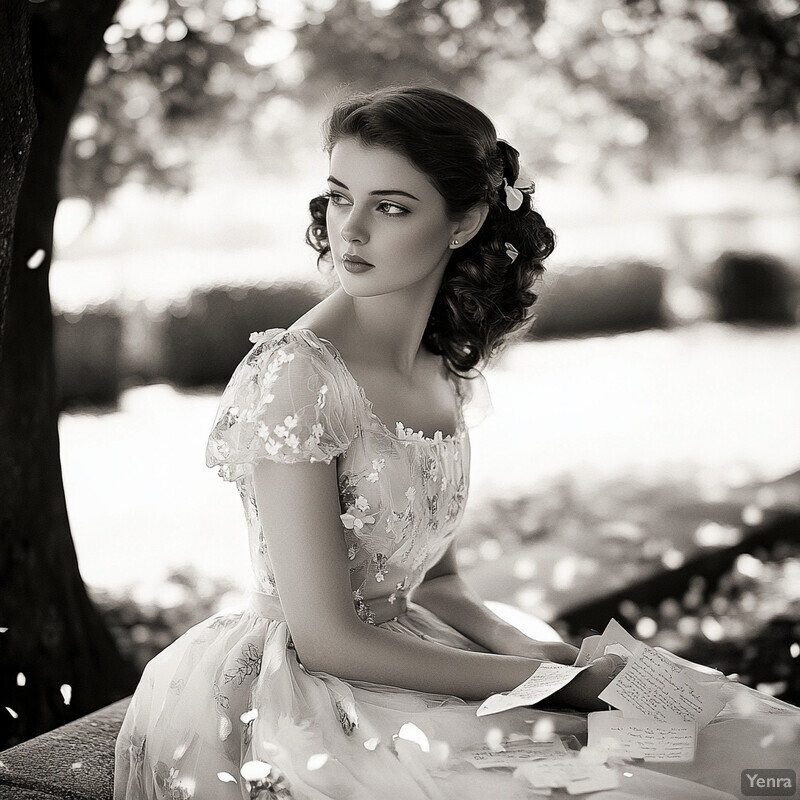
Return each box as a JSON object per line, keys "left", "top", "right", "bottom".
{"left": 62, "top": 0, "right": 800, "bottom": 208}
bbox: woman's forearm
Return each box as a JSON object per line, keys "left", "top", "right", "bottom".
{"left": 299, "top": 617, "right": 541, "bottom": 700}
{"left": 409, "top": 573, "right": 533, "bottom": 654}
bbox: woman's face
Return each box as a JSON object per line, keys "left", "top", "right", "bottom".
{"left": 325, "top": 137, "right": 456, "bottom": 297}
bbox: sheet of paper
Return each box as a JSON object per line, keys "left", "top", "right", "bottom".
{"left": 462, "top": 736, "right": 568, "bottom": 769}
{"left": 588, "top": 710, "right": 696, "bottom": 762}
{"left": 477, "top": 663, "right": 590, "bottom": 717}
{"left": 514, "top": 759, "right": 620, "bottom": 794}
{"left": 599, "top": 644, "right": 725, "bottom": 727}
{"left": 573, "top": 635, "right": 601, "bottom": 667}
{"left": 591, "top": 619, "right": 643, "bottom": 661}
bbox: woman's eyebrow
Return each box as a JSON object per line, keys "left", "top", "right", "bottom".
{"left": 327, "top": 175, "right": 419, "bottom": 201}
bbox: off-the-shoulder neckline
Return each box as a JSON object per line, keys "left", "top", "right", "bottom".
{"left": 257, "top": 327, "right": 466, "bottom": 445}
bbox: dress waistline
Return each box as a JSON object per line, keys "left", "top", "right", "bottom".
{"left": 248, "top": 590, "right": 408, "bottom": 625}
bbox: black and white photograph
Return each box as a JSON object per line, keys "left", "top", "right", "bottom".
{"left": 1, "top": 1, "right": 799, "bottom": 798}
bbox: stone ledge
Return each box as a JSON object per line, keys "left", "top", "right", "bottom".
{"left": 0, "top": 697, "right": 131, "bottom": 800}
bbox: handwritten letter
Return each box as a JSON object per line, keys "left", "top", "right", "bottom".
{"left": 588, "top": 710, "right": 696, "bottom": 762}
{"left": 598, "top": 645, "right": 725, "bottom": 727}
{"left": 477, "top": 663, "right": 590, "bottom": 717}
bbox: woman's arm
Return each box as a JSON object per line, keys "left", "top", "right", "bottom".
{"left": 252, "top": 459, "right": 616, "bottom": 707}
{"left": 411, "top": 543, "right": 578, "bottom": 664}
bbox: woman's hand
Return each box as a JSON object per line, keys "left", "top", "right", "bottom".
{"left": 494, "top": 633, "right": 579, "bottom": 665}
{"left": 548, "top": 654, "right": 627, "bottom": 711}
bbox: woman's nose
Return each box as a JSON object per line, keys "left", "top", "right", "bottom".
{"left": 340, "top": 207, "right": 369, "bottom": 244}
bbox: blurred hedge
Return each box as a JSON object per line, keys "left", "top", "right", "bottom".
{"left": 528, "top": 261, "right": 667, "bottom": 340}
{"left": 54, "top": 305, "right": 123, "bottom": 410}
{"left": 709, "top": 251, "right": 798, "bottom": 325}
{"left": 161, "top": 282, "right": 325, "bottom": 386}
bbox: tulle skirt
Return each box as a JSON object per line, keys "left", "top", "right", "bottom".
{"left": 114, "top": 599, "right": 799, "bottom": 800}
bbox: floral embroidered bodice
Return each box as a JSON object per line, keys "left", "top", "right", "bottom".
{"left": 206, "top": 327, "right": 491, "bottom": 625}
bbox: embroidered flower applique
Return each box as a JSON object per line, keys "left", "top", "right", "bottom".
{"left": 317, "top": 384, "right": 328, "bottom": 408}
{"left": 352, "top": 587, "right": 376, "bottom": 625}
{"left": 335, "top": 700, "right": 358, "bottom": 735}
{"left": 373, "top": 553, "right": 388, "bottom": 582}
{"left": 154, "top": 761, "right": 193, "bottom": 800}
{"left": 340, "top": 496, "right": 376, "bottom": 531}
{"left": 223, "top": 643, "right": 263, "bottom": 687}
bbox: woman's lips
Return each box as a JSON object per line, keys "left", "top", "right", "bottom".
{"left": 342, "top": 254, "right": 375, "bottom": 273}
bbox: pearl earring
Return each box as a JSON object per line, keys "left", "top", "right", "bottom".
{"left": 451, "top": 239, "right": 459, "bottom": 247}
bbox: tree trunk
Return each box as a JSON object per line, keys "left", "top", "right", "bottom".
{"left": 0, "top": 0, "right": 137, "bottom": 748}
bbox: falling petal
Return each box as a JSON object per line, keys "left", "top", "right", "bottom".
{"left": 364, "top": 737, "right": 380, "bottom": 751}
{"left": 398, "top": 722, "right": 430, "bottom": 753}
{"left": 428, "top": 739, "right": 450, "bottom": 764}
{"left": 240, "top": 760, "right": 272, "bottom": 782}
{"left": 504, "top": 182, "right": 524, "bottom": 211}
{"left": 5, "top": 708, "right": 18, "bottom": 719}
{"left": 790, "top": 643, "right": 800, "bottom": 658}
{"left": 240, "top": 708, "right": 259, "bottom": 724}
{"left": 760, "top": 733, "right": 775, "bottom": 748}
{"left": 16, "top": 673, "right": 25, "bottom": 687}
{"left": 484, "top": 727, "right": 504, "bottom": 751}
{"left": 217, "top": 771, "right": 237, "bottom": 783}
{"left": 306, "top": 753, "right": 329, "bottom": 771}
{"left": 218, "top": 713, "right": 232, "bottom": 741}
{"left": 531, "top": 718, "right": 554, "bottom": 742}
{"left": 173, "top": 742, "right": 187, "bottom": 760}
{"left": 0, "top": 628, "right": 7, "bottom": 633}
{"left": 504, "top": 242, "right": 519, "bottom": 263}
{"left": 27, "top": 249, "right": 46, "bottom": 269}
{"left": 60, "top": 684, "right": 72, "bottom": 705}
{"left": 71, "top": 762, "right": 83, "bottom": 770}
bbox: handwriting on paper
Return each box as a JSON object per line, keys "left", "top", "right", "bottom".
{"left": 477, "top": 663, "right": 590, "bottom": 717}
{"left": 588, "top": 710, "right": 696, "bottom": 762}
{"left": 463, "top": 736, "right": 568, "bottom": 769}
{"left": 599, "top": 645, "right": 725, "bottom": 727}
{"left": 514, "top": 758, "right": 620, "bottom": 795}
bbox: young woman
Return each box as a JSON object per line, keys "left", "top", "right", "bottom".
{"left": 114, "top": 87, "right": 797, "bottom": 799}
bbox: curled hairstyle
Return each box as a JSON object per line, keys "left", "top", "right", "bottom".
{"left": 306, "top": 86, "right": 555, "bottom": 375}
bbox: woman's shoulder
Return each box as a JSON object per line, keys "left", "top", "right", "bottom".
{"left": 206, "top": 327, "right": 364, "bottom": 478}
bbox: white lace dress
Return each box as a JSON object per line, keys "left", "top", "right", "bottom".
{"left": 114, "top": 327, "right": 799, "bottom": 800}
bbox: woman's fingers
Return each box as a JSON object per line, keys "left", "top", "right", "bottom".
{"left": 547, "top": 653, "right": 627, "bottom": 710}
{"left": 541, "top": 642, "right": 580, "bottom": 664}
{"left": 587, "top": 653, "right": 627, "bottom": 679}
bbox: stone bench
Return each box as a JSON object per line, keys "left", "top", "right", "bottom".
{"left": 0, "top": 697, "right": 131, "bottom": 800}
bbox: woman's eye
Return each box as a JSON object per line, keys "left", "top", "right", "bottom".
{"left": 327, "top": 192, "right": 350, "bottom": 206}
{"left": 377, "top": 201, "right": 408, "bottom": 216}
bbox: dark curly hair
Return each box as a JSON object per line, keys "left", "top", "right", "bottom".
{"left": 305, "top": 85, "right": 555, "bottom": 375}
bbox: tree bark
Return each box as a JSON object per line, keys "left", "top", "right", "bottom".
{"left": 0, "top": 0, "right": 137, "bottom": 747}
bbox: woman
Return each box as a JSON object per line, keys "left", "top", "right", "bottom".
{"left": 115, "top": 87, "right": 793, "bottom": 799}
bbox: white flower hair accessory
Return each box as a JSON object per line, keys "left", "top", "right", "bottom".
{"left": 502, "top": 175, "right": 533, "bottom": 212}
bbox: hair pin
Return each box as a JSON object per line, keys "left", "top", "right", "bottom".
{"left": 504, "top": 242, "right": 519, "bottom": 263}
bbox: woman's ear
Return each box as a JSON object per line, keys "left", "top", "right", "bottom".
{"left": 451, "top": 202, "right": 489, "bottom": 246}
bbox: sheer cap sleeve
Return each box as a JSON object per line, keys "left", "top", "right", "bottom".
{"left": 206, "top": 329, "right": 361, "bottom": 481}
{"left": 458, "top": 368, "right": 494, "bottom": 429}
